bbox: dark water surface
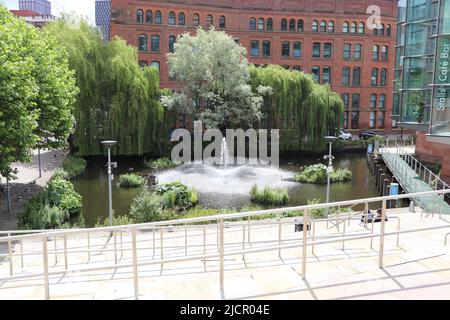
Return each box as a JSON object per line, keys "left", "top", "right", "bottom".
{"left": 73, "top": 152, "right": 379, "bottom": 227}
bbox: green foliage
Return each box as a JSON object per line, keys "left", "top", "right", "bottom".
{"left": 52, "top": 168, "right": 70, "bottom": 180}
{"left": 145, "top": 157, "right": 177, "bottom": 170}
{"left": 0, "top": 6, "right": 78, "bottom": 179}
{"left": 249, "top": 65, "right": 344, "bottom": 152}
{"left": 294, "top": 164, "right": 352, "bottom": 184}
{"left": 118, "top": 173, "right": 146, "bottom": 188}
{"left": 250, "top": 185, "right": 289, "bottom": 206}
{"left": 129, "top": 190, "right": 164, "bottom": 223}
{"left": 162, "top": 27, "right": 264, "bottom": 129}
{"left": 62, "top": 156, "right": 87, "bottom": 178}
{"left": 20, "top": 202, "right": 69, "bottom": 230}
{"left": 45, "top": 178, "right": 82, "bottom": 215}
{"left": 95, "top": 215, "right": 136, "bottom": 227}
{"left": 155, "top": 182, "right": 199, "bottom": 209}
{"left": 44, "top": 16, "right": 165, "bottom": 157}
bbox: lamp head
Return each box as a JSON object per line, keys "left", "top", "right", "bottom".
{"left": 324, "top": 136, "right": 338, "bottom": 143}
{"left": 101, "top": 140, "right": 117, "bottom": 148}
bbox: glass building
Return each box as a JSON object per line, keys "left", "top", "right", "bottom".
{"left": 95, "top": 0, "right": 111, "bottom": 41}
{"left": 393, "top": 0, "right": 450, "bottom": 140}
{"left": 19, "top": 0, "right": 51, "bottom": 15}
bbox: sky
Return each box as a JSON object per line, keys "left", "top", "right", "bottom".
{"left": 2, "top": 0, "right": 96, "bottom": 24}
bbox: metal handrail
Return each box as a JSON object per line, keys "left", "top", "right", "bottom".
{"left": 1, "top": 189, "right": 450, "bottom": 300}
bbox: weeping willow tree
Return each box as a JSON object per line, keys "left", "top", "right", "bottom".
{"left": 44, "top": 16, "right": 165, "bottom": 156}
{"left": 249, "top": 65, "right": 343, "bottom": 152}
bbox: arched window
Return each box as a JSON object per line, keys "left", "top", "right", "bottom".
{"left": 379, "top": 23, "right": 385, "bottom": 35}
{"left": 169, "top": 35, "right": 176, "bottom": 53}
{"left": 297, "top": 19, "right": 304, "bottom": 32}
{"left": 206, "top": 14, "right": 213, "bottom": 27}
{"left": 155, "top": 10, "right": 162, "bottom": 24}
{"left": 282, "top": 41, "right": 290, "bottom": 57}
{"left": 281, "top": 19, "right": 288, "bottom": 31}
{"left": 146, "top": 10, "right": 153, "bottom": 24}
{"left": 372, "top": 45, "right": 379, "bottom": 60}
{"left": 179, "top": 12, "right": 185, "bottom": 25}
{"left": 328, "top": 21, "right": 335, "bottom": 33}
{"left": 258, "top": 18, "right": 264, "bottom": 31}
{"left": 371, "top": 68, "right": 379, "bottom": 86}
{"left": 150, "top": 61, "right": 160, "bottom": 74}
{"left": 343, "top": 21, "right": 349, "bottom": 33}
{"left": 312, "top": 66, "right": 320, "bottom": 82}
{"left": 312, "top": 42, "right": 321, "bottom": 58}
{"left": 193, "top": 13, "right": 200, "bottom": 26}
{"left": 293, "top": 41, "right": 302, "bottom": 58}
{"left": 379, "top": 94, "right": 386, "bottom": 108}
{"left": 266, "top": 18, "right": 273, "bottom": 31}
{"left": 251, "top": 40, "right": 260, "bottom": 56}
{"left": 138, "top": 34, "right": 147, "bottom": 51}
{"left": 312, "top": 20, "right": 318, "bottom": 32}
{"left": 386, "top": 24, "right": 391, "bottom": 36}
{"left": 358, "top": 22, "right": 365, "bottom": 34}
{"left": 380, "top": 68, "right": 387, "bottom": 86}
{"left": 219, "top": 15, "right": 226, "bottom": 28}
{"left": 343, "top": 43, "right": 351, "bottom": 59}
{"left": 249, "top": 17, "right": 256, "bottom": 30}
{"left": 169, "top": 11, "right": 176, "bottom": 25}
{"left": 320, "top": 20, "right": 326, "bottom": 32}
{"left": 381, "top": 46, "right": 388, "bottom": 61}
{"left": 350, "top": 22, "right": 357, "bottom": 33}
{"left": 354, "top": 44, "right": 362, "bottom": 59}
{"left": 151, "top": 35, "right": 160, "bottom": 52}
{"left": 342, "top": 67, "right": 350, "bottom": 85}
{"left": 136, "top": 9, "right": 144, "bottom": 23}
{"left": 263, "top": 40, "right": 271, "bottom": 57}
{"left": 353, "top": 67, "right": 361, "bottom": 85}
{"left": 289, "top": 19, "right": 296, "bottom": 32}
{"left": 370, "top": 94, "right": 377, "bottom": 108}
{"left": 323, "top": 66, "right": 331, "bottom": 84}
{"left": 324, "top": 43, "right": 332, "bottom": 58}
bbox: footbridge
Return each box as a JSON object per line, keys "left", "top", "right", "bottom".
{"left": 1, "top": 189, "right": 450, "bottom": 300}
{"left": 376, "top": 142, "right": 450, "bottom": 215}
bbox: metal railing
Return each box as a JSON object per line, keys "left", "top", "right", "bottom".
{"left": 0, "top": 189, "right": 450, "bottom": 300}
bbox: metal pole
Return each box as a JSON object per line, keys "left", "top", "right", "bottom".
{"left": 54, "top": 236, "right": 57, "bottom": 265}
{"left": 185, "top": 224, "right": 188, "bottom": 256}
{"left": 278, "top": 218, "right": 282, "bottom": 258}
{"left": 131, "top": 228, "right": 139, "bottom": 300}
{"left": 242, "top": 225, "right": 246, "bottom": 261}
{"left": 38, "top": 147, "right": 42, "bottom": 178}
{"left": 113, "top": 231, "right": 117, "bottom": 265}
{"left": 43, "top": 237, "right": 49, "bottom": 300}
{"left": 247, "top": 216, "right": 251, "bottom": 245}
{"left": 312, "top": 220, "right": 316, "bottom": 256}
{"left": 342, "top": 219, "right": 346, "bottom": 250}
{"left": 302, "top": 210, "right": 308, "bottom": 280}
{"left": 379, "top": 200, "right": 387, "bottom": 268}
{"left": 152, "top": 227, "right": 155, "bottom": 256}
{"left": 219, "top": 219, "right": 225, "bottom": 291}
{"left": 326, "top": 142, "right": 332, "bottom": 217}
{"left": 8, "top": 233, "right": 13, "bottom": 276}
{"left": 64, "top": 235, "right": 68, "bottom": 270}
{"left": 6, "top": 177, "right": 11, "bottom": 214}
{"left": 107, "top": 147, "right": 113, "bottom": 227}
{"left": 120, "top": 231, "right": 123, "bottom": 260}
{"left": 160, "top": 228, "right": 164, "bottom": 270}
{"left": 20, "top": 241, "right": 24, "bottom": 268}
{"left": 87, "top": 232, "right": 90, "bottom": 261}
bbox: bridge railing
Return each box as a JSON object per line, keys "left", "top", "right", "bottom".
{"left": 0, "top": 189, "right": 450, "bottom": 300}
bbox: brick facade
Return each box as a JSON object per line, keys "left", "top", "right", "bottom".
{"left": 415, "top": 132, "right": 450, "bottom": 181}
{"left": 110, "top": 0, "right": 398, "bottom": 133}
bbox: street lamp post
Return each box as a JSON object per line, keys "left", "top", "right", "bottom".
{"left": 101, "top": 141, "right": 117, "bottom": 227}
{"left": 324, "top": 136, "right": 338, "bottom": 217}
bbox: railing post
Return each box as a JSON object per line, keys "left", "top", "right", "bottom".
{"left": 397, "top": 218, "right": 401, "bottom": 247}
{"left": 242, "top": 224, "right": 246, "bottom": 261}
{"left": 113, "top": 231, "right": 118, "bottom": 265}
{"left": 302, "top": 210, "right": 309, "bottom": 280}
{"left": 312, "top": 220, "right": 316, "bottom": 257}
{"left": 152, "top": 227, "right": 155, "bottom": 257}
{"left": 160, "top": 228, "right": 164, "bottom": 270}
{"left": 364, "top": 203, "right": 369, "bottom": 227}
{"left": 203, "top": 226, "right": 207, "bottom": 261}
{"left": 342, "top": 218, "right": 346, "bottom": 250}
{"left": 120, "top": 231, "right": 123, "bottom": 260}
{"left": 379, "top": 200, "right": 387, "bottom": 268}
{"left": 278, "top": 218, "right": 282, "bottom": 258}
{"left": 216, "top": 222, "right": 219, "bottom": 252}
{"left": 42, "top": 236, "right": 50, "bottom": 300}
{"left": 185, "top": 224, "right": 188, "bottom": 256}
{"left": 370, "top": 216, "right": 375, "bottom": 250}
{"left": 219, "top": 219, "right": 225, "bottom": 292}
{"left": 8, "top": 233, "right": 13, "bottom": 276}
{"left": 131, "top": 228, "right": 139, "bottom": 300}
{"left": 247, "top": 216, "right": 251, "bottom": 245}
{"left": 63, "top": 235, "right": 68, "bottom": 270}
{"left": 87, "top": 232, "right": 90, "bottom": 262}
{"left": 20, "top": 240, "right": 24, "bottom": 268}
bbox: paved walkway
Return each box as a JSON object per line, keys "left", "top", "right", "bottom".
{"left": 1, "top": 208, "right": 450, "bottom": 300}
{"left": 0, "top": 149, "right": 67, "bottom": 231}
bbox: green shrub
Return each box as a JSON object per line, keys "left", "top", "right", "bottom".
{"left": 130, "top": 190, "right": 164, "bottom": 223}
{"left": 145, "top": 157, "right": 177, "bottom": 170}
{"left": 45, "top": 178, "right": 82, "bottom": 215}
{"left": 295, "top": 164, "right": 352, "bottom": 184}
{"left": 250, "top": 185, "right": 289, "bottom": 206}
{"left": 52, "top": 168, "right": 69, "bottom": 180}
{"left": 118, "top": 173, "right": 146, "bottom": 188}
{"left": 20, "top": 202, "right": 69, "bottom": 230}
{"left": 62, "top": 156, "right": 87, "bottom": 179}
{"left": 155, "top": 182, "right": 198, "bottom": 209}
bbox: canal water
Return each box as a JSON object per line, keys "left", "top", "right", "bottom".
{"left": 73, "top": 152, "right": 379, "bottom": 227}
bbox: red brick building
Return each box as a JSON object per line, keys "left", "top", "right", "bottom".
{"left": 110, "top": 0, "right": 398, "bottom": 133}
